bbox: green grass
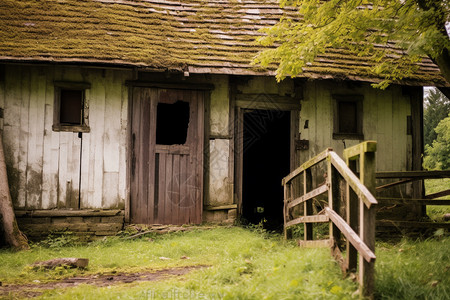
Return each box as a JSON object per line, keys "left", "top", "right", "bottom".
{"left": 425, "top": 178, "right": 450, "bottom": 221}
{"left": 376, "top": 237, "right": 450, "bottom": 299}
{"left": 1, "top": 228, "right": 449, "bottom": 299}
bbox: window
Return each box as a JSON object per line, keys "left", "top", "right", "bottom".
{"left": 156, "top": 100, "right": 190, "bottom": 145}
{"left": 333, "top": 95, "right": 363, "bottom": 140}
{"left": 53, "top": 81, "right": 90, "bottom": 132}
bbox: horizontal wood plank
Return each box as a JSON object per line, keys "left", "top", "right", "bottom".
{"left": 282, "top": 149, "right": 331, "bottom": 185}
{"left": 377, "top": 220, "right": 450, "bottom": 228}
{"left": 298, "top": 239, "right": 332, "bottom": 248}
{"left": 286, "top": 215, "right": 329, "bottom": 227}
{"left": 378, "top": 198, "right": 450, "bottom": 205}
{"left": 204, "top": 204, "right": 237, "bottom": 211}
{"left": 325, "top": 207, "right": 376, "bottom": 263}
{"left": 287, "top": 184, "right": 329, "bottom": 209}
{"left": 343, "top": 141, "right": 377, "bottom": 161}
{"left": 15, "top": 209, "right": 124, "bottom": 217}
{"left": 376, "top": 171, "right": 450, "bottom": 179}
{"left": 329, "top": 152, "right": 377, "bottom": 208}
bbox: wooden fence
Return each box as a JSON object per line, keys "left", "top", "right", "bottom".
{"left": 282, "top": 141, "right": 378, "bottom": 298}
{"left": 376, "top": 170, "right": 450, "bottom": 230}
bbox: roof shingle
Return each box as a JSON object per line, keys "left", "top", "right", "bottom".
{"left": 0, "top": 0, "right": 447, "bottom": 86}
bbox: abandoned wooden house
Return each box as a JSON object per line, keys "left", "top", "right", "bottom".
{"left": 0, "top": 0, "right": 448, "bottom": 238}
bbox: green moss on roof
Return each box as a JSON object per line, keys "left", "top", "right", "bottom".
{"left": 0, "top": 0, "right": 446, "bottom": 85}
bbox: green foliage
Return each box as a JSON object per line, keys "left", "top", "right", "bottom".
{"left": 32, "top": 232, "right": 82, "bottom": 249}
{"left": 424, "top": 114, "right": 450, "bottom": 170}
{"left": 253, "top": 0, "right": 450, "bottom": 87}
{"left": 424, "top": 89, "right": 450, "bottom": 147}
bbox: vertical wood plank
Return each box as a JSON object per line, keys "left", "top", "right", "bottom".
{"left": 346, "top": 159, "right": 358, "bottom": 273}
{"left": 3, "top": 65, "right": 23, "bottom": 208}
{"left": 18, "top": 66, "right": 30, "bottom": 208}
{"left": 129, "top": 87, "right": 140, "bottom": 223}
{"left": 139, "top": 89, "right": 150, "bottom": 223}
{"left": 156, "top": 152, "right": 166, "bottom": 224}
{"left": 172, "top": 153, "right": 180, "bottom": 224}
{"left": 196, "top": 90, "right": 205, "bottom": 223}
{"left": 102, "top": 69, "right": 120, "bottom": 208}
{"left": 179, "top": 154, "right": 188, "bottom": 224}
{"left": 165, "top": 153, "right": 174, "bottom": 224}
{"left": 304, "top": 169, "right": 313, "bottom": 240}
{"left": 147, "top": 89, "right": 157, "bottom": 224}
{"left": 359, "top": 151, "right": 376, "bottom": 299}
{"left": 25, "top": 67, "right": 45, "bottom": 209}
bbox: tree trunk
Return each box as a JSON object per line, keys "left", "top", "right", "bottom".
{"left": 0, "top": 131, "right": 29, "bottom": 250}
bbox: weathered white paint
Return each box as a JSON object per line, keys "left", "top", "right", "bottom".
{"left": 208, "top": 139, "right": 233, "bottom": 206}
{"left": 2, "top": 65, "right": 132, "bottom": 210}
{"left": 209, "top": 75, "right": 229, "bottom": 136}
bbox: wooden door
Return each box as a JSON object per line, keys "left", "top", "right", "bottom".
{"left": 130, "top": 88, "right": 204, "bottom": 224}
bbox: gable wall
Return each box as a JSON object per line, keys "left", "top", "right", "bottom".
{"left": 1, "top": 65, "right": 132, "bottom": 210}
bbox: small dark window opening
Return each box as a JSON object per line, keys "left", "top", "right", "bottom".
{"left": 338, "top": 101, "right": 357, "bottom": 133}
{"left": 60, "top": 89, "right": 83, "bottom": 125}
{"left": 156, "top": 100, "right": 190, "bottom": 145}
{"left": 333, "top": 95, "right": 363, "bottom": 140}
{"left": 53, "top": 81, "right": 90, "bottom": 133}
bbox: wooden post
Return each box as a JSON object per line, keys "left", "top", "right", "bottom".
{"left": 328, "top": 159, "right": 342, "bottom": 251}
{"left": 304, "top": 169, "right": 313, "bottom": 240}
{"left": 345, "top": 159, "right": 358, "bottom": 273}
{"left": 359, "top": 150, "right": 376, "bottom": 299}
{"left": 284, "top": 182, "right": 292, "bottom": 239}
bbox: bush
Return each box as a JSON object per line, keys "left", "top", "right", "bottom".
{"left": 424, "top": 114, "right": 450, "bottom": 170}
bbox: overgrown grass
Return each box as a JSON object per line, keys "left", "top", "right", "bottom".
{"left": 425, "top": 178, "right": 450, "bottom": 221}
{"left": 1, "top": 227, "right": 357, "bottom": 299}
{"left": 376, "top": 237, "right": 450, "bottom": 299}
{"left": 1, "top": 228, "right": 449, "bottom": 299}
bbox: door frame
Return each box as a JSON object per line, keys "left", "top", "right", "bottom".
{"left": 233, "top": 94, "right": 300, "bottom": 218}
{"left": 125, "top": 81, "right": 213, "bottom": 224}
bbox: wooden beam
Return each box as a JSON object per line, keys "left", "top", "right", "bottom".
{"left": 377, "top": 198, "right": 450, "bottom": 205}
{"left": 376, "top": 170, "right": 450, "bottom": 179}
{"left": 329, "top": 152, "right": 377, "bottom": 208}
{"left": 15, "top": 209, "right": 123, "bottom": 217}
{"left": 376, "top": 179, "right": 414, "bottom": 190}
{"left": 325, "top": 207, "right": 376, "bottom": 263}
{"left": 204, "top": 204, "right": 237, "bottom": 211}
{"left": 282, "top": 148, "right": 331, "bottom": 185}
{"left": 377, "top": 220, "right": 450, "bottom": 229}
{"left": 285, "top": 215, "right": 329, "bottom": 228}
{"left": 343, "top": 141, "right": 377, "bottom": 161}
{"left": 425, "top": 189, "right": 450, "bottom": 199}
{"left": 298, "top": 239, "right": 332, "bottom": 248}
{"left": 287, "top": 184, "right": 328, "bottom": 209}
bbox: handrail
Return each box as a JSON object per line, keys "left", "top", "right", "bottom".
{"left": 282, "top": 141, "right": 377, "bottom": 299}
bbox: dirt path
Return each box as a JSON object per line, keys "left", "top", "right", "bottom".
{"left": 0, "top": 265, "right": 207, "bottom": 298}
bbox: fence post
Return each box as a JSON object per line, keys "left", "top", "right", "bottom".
{"left": 304, "top": 169, "right": 313, "bottom": 240}
{"left": 345, "top": 158, "right": 358, "bottom": 273}
{"left": 359, "top": 147, "right": 376, "bottom": 299}
{"left": 284, "top": 182, "right": 292, "bottom": 239}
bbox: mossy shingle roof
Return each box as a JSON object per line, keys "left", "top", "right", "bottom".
{"left": 0, "top": 0, "right": 447, "bottom": 86}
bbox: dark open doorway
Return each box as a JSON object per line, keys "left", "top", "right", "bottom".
{"left": 242, "top": 109, "right": 291, "bottom": 230}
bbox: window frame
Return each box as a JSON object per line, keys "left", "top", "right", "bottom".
{"left": 52, "top": 81, "right": 91, "bottom": 133}
{"left": 332, "top": 94, "right": 364, "bottom": 140}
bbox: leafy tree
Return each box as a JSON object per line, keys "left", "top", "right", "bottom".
{"left": 423, "top": 114, "right": 450, "bottom": 170}
{"left": 424, "top": 88, "right": 450, "bottom": 146}
{"left": 253, "top": 0, "right": 450, "bottom": 88}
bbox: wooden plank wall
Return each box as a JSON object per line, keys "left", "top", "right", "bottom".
{"left": 300, "top": 81, "right": 412, "bottom": 176}
{"left": 2, "top": 65, "right": 131, "bottom": 210}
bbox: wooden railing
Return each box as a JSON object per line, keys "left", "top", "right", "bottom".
{"left": 376, "top": 170, "right": 450, "bottom": 229}
{"left": 282, "top": 141, "right": 378, "bottom": 298}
